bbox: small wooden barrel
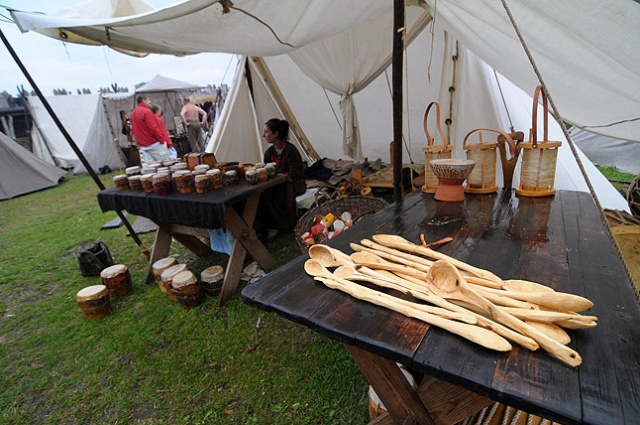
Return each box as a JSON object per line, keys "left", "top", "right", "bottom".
{"left": 257, "top": 167, "right": 268, "bottom": 183}
{"left": 200, "top": 265, "right": 224, "bottom": 297}
{"left": 185, "top": 153, "right": 200, "bottom": 170}
{"left": 113, "top": 174, "right": 129, "bottom": 191}
{"left": 160, "top": 263, "right": 187, "bottom": 301}
{"left": 421, "top": 101, "right": 453, "bottom": 193}
{"left": 193, "top": 164, "right": 211, "bottom": 174}
{"left": 152, "top": 173, "right": 173, "bottom": 195}
{"left": 200, "top": 153, "right": 217, "bottom": 168}
{"left": 207, "top": 169, "right": 223, "bottom": 189}
{"left": 100, "top": 264, "right": 132, "bottom": 297}
{"left": 171, "top": 270, "right": 202, "bottom": 309}
{"left": 76, "top": 284, "right": 111, "bottom": 319}
{"left": 128, "top": 175, "right": 143, "bottom": 191}
{"left": 174, "top": 170, "right": 195, "bottom": 194}
{"left": 152, "top": 257, "right": 177, "bottom": 292}
{"left": 140, "top": 173, "right": 155, "bottom": 193}
{"left": 125, "top": 166, "right": 141, "bottom": 176}
{"left": 195, "top": 174, "right": 210, "bottom": 193}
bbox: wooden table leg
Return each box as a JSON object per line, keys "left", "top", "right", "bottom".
{"left": 344, "top": 345, "right": 434, "bottom": 425}
{"left": 146, "top": 225, "right": 173, "bottom": 283}
{"left": 219, "top": 194, "right": 275, "bottom": 306}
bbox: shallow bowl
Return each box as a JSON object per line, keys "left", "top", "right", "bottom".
{"left": 429, "top": 159, "right": 476, "bottom": 180}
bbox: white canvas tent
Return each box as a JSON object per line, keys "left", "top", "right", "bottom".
{"left": 0, "top": 130, "right": 67, "bottom": 200}
{"left": 27, "top": 93, "right": 100, "bottom": 168}
{"left": 73, "top": 74, "right": 203, "bottom": 175}
{"left": 8, "top": 0, "right": 639, "bottom": 212}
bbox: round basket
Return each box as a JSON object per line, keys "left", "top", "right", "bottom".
{"left": 295, "top": 196, "right": 389, "bottom": 253}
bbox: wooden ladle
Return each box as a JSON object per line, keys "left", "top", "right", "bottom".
{"left": 426, "top": 260, "right": 583, "bottom": 367}
{"left": 335, "top": 265, "right": 539, "bottom": 351}
{"left": 303, "top": 259, "right": 512, "bottom": 352}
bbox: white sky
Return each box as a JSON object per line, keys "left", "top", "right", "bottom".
{"left": 0, "top": 0, "right": 237, "bottom": 96}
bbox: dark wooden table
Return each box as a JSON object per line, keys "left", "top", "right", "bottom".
{"left": 98, "top": 175, "right": 286, "bottom": 306}
{"left": 242, "top": 189, "right": 640, "bottom": 425}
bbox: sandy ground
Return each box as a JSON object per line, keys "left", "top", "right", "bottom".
{"left": 614, "top": 231, "right": 640, "bottom": 294}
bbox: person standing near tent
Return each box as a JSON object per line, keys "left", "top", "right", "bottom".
{"left": 180, "top": 97, "right": 206, "bottom": 153}
{"left": 150, "top": 104, "right": 178, "bottom": 160}
{"left": 257, "top": 118, "right": 307, "bottom": 242}
{"left": 130, "top": 95, "right": 170, "bottom": 163}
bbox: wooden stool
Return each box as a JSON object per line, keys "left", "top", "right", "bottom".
{"left": 100, "top": 264, "right": 132, "bottom": 297}
{"left": 76, "top": 284, "right": 111, "bottom": 319}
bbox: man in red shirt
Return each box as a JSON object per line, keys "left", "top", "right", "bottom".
{"left": 130, "top": 95, "right": 170, "bottom": 163}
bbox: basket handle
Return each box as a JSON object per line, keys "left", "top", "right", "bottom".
{"left": 423, "top": 101, "right": 449, "bottom": 148}
{"left": 463, "top": 128, "right": 516, "bottom": 159}
{"left": 531, "top": 85, "right": 549, "bottom": 148}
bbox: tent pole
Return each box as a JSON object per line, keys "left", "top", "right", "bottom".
{"left": 392, "top": 0, "right": 405, "bottom": 202}
{"left": 0, "top": 28, "right": 150, "bottom": 261}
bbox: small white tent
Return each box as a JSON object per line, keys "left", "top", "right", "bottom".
{"left": 0, "top": 130, "right": 67, "bottom": 200}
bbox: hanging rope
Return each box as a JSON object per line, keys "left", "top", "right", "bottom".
{"left": 493, "top": 69, "right": 515, "bottom": 133}
{"left": 500, "top": 0, "right": 637, "bottom": 292}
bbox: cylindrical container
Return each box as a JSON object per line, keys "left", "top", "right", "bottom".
{"left": 141, "top": 166, "right": 157, "bottom": 175}
{"left": 128, "top": 175, "right": 143, "bottom": 191}
{"left": 125, "top": 166, "right": 141, "bottom": 177}
{"left": 254, "top": 162, "right": 265, "bottom": 169}
{"left": 147, "top": 162, "right": 162, "bottom": 170}
{"left": 113, "top": 174, "right": 129, "bottom": 191}
{"left": 152, "top": 257, "right": 177, "bottom": 292}
{"left": 170, "top": 163, "right": 188, "bottom": 172}
{"left": 157, "top": 166, "right": 170, "bottom": 174}
{"left": 322, "top": 212, "right": 337, "bottom": 228}
{"left": 225, "top": 170, "right": 238, "bottom": 185}
{"left": 171, "top": 270, "right": 202, "bottom": 309}
{"left": 153, "top": 173, "right": 173, "bottom": 195}
{"left": 257, "top": 167, "right": 268, "bottom": 183}
{"left": 174, "top": 170, "right": 195, "bottom": 194}
{"left": 200, "top": 265, "right": 225, "bottom": 297}
{"left": 193, "top": 164, "right": 210, "bottom": 174}
{"left": 195, "top": 174, "right": 210, "bottom": 194}
{"left": 160, "top": 263, "right": 187, "bottom": 301}
{"left": 245, "top": 168, "right": 258, "bottom": 185}
{"left": 100, "top": 264, "right": 132, "bottom": 297}
{"left": 76, "top": 284, "right": 111, "bottom": 319}
{"left": 140, "top": 173, "right": 155, "bottom": 193}
{"left": 266, "top": 163, "right": 277, "bottom": 178}
{"left": 207, "top": 169, "right": 223, "bottom": 189}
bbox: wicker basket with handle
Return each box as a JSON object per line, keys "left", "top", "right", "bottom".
{"left": 463, "top": 128, "right": 517, "bottom": 194}
{"left": 516, "top": 85, "right": 562, "bottom": 197}
{"left": 422, "top": 101, "right": 454, "bottom": 193}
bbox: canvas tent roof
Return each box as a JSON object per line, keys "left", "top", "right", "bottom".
{"left": 135, "top": 74, "right": 203, "bottom": 93}
{"left": 0, "top": 130, "right": 66, "bottom": 200}
{"left": 7, "top": 0, "right": 638, "bottom": 212}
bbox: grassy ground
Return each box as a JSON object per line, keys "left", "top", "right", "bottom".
{"left": 0, "top": 173, "right": 369, "bottom": 424}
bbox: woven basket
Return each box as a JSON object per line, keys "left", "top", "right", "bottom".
{"left": 422, "top": 101, "right": 453, "bottom": 193}
{"left": 463, "top": 128, "right": 517, "bottom": 194}
{"left": 516, "top": 85, "right": 562, "bottom": 197}
{"left": 295, "top": 196, "right": 389, "bottom": 253}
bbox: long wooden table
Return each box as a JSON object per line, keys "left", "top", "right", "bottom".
{"left": 242, "top": 189, "right": 640, "bottom": 424}
{"left": 98, "top": 175, "right": 286, "bottom": 306}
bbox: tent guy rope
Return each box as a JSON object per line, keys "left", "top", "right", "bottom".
{"left": 0, "top": 27, "right": 150, "bottom": 263}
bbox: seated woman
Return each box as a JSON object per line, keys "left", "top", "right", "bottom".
{"left": 258, "top": 118, "right": 307, "bottom": 241}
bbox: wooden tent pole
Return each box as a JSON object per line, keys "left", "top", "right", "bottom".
{"left": 0, "top": 28, "right": 150, "bottom": 261}
{"left": 392, "top": 0, "right": 405, "bottom": 202}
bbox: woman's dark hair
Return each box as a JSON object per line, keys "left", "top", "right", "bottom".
{"left": 265, "top": 118, "right": 289, "bottom": 141}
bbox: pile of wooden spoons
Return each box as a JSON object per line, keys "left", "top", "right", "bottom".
{"left": 303, "top": 234, "right": 597, "bottom": 367}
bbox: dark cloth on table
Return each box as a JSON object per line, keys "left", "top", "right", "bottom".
{"left": 97, "top": 177, "right": 286, "bottom": 229}
{"left": 259, "top": 142, "right": 307, "bottom": 231}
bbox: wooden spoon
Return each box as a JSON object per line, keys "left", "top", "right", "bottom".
{"left": 351, "top": 267, "right": 539, "bottom": 351}
{"left": 350, "top": 251, "right": 430, "bottom": 281}
{"left": 426, "top": 260, "right": 582, "bottom": 367}
{"left": 332, "top": 265, "right": 477, "bottom": 324}
{"left": 308, "top": 244, "right": 354, "bottom": 267}
{"left": 303, "top": 260, "right": 512, "bottom": 352}
{"left": 476, "top": 286, "right": 594, "bottom": 313}
{"left": 372, "top": 234, "right": 503, "bottom": 285}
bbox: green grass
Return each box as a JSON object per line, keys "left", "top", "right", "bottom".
{"left": 596, "top": 165, "right": 636, "bottom": 192}
{"left": 0, "top": 173, "right": 369, "bottom": 424}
